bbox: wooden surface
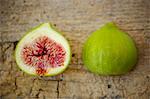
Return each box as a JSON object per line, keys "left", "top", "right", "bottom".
{"left": 0, "top": 0, "right": 150, "bottom": 99}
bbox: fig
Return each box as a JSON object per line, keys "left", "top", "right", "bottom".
{"left": 82, "top": 22, "right": 137, "bottom": 75}
{"left": 15, "top": 23, "right": 71, "bottom": 76}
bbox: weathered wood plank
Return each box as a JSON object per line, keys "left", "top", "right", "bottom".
{"left": 0, "top": 0, "right": 149, "bottom": 42}
{"left": 59, "top": 68, "right": 150, "bottom": 99}
{"left": 0, "top": 0, "right": 150, "bottom": 99}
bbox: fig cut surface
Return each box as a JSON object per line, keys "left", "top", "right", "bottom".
{"left": 15, "top": 23, "right": 71, "bottom": 76}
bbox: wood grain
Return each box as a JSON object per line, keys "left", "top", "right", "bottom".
{"left": 0, "top": 0, "right": 150, "bottom": 99}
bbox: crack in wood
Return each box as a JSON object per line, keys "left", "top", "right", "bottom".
{"left": 29, "top": 78, "right": 36, "bottom": 97}
{"left": 14, "top": 77, "right": 17, "bottom": 91}
{"left": 0, "top": 43, "right": 3, "bottom": 63}
{"left": 1, "top": 43, "right": 12, "bottom": 63}
{"left": 1, "top": 43, "right": 12, "bottom": 53}
{"left": 57, "top": 81, "right": 60, "bottom": 99}
{"left": 13, "top": 41, "right": 18, "bottom": 50}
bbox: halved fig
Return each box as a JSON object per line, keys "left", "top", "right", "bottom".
{"left": 15, "top": 23, "right": 71, "bottom": 76}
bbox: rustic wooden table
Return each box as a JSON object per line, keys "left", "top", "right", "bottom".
{"left": 0, "top": 0, "right": 150, "bottom": 99}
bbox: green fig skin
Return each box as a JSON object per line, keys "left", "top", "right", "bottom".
{"left": 82, "top": 22, "right": 137, "bottom": 75}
